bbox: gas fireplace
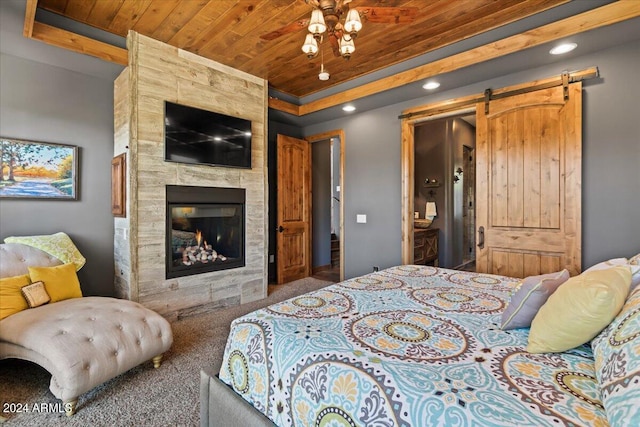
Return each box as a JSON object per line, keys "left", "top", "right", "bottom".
{"left": 166, "top": 185, "right": 245, "bottom": 279}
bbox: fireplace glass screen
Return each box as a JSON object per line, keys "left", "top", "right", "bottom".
{"left": 167, "top": 203, "right": 244, "bottom": 278}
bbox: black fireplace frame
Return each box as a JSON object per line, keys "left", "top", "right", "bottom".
{"left": 166, "top": 185, "right": 245, "bottom": 279}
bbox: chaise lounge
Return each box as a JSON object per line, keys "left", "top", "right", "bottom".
{"left": 0, "top": 242, "right": 173, "bottom": 416}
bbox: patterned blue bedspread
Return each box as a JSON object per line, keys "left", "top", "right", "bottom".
{"left": 219, "top": 265, "right": 607, "bottom": 426}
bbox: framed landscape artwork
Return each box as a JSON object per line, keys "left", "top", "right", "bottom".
{"left": 0, "top": 137, "right": 78, "bottom": 200}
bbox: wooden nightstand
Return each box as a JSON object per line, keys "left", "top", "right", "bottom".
{"left": 414, "top": 228, "right": 439, "bottom": 266}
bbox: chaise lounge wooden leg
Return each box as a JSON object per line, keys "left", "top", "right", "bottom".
{"left": 64, "top": 399, "right": 78, "bottom": 417}
{"left": 152, "top": 354, "right": 163, "bottom": 368}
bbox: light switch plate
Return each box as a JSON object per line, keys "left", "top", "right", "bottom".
{"left": 356, "top": 214, "right": 367, "bottom": 223}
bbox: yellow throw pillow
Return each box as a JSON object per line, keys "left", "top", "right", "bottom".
{"left": 28, "top": 263, "right": 82, "bottom": 303}
{"left": 0, "top": 274, "right": 31, "bottom": 319}
{"left": 527, "top": 266, "right": 632, "bottom": 353}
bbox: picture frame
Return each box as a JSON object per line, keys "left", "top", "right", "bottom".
{"left": 111, "top": 153, "right": 126, "bottom": 217}
{"left": 0, "top": 137, "right": 78, "bottom": 200}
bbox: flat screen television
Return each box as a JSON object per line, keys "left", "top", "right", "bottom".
{"left": 164, "top": 101, "right": 252, "bottom": 169}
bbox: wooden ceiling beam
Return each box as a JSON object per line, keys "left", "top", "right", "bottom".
{"left": 29, "top": 21, "right": 128, "bottom": 66}
{"left": 297, "top": 0, "right": 640, "bottom": 116}
{"left": 268, "top": 97, "right": 300, "bottom": 116}
{"left": 23, "top": 0, "right": 38, "bottom": 37}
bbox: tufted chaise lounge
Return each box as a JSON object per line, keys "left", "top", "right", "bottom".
{"left": 0, "top": 243, "right": 173, "bottom": 416}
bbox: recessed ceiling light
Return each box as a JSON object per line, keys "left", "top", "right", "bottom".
{"left": 214, "top": 137, "right": 222, "bottom": 141}
{"left": 342, "top": 105, "right": 356, "bottom": 112}
{"left": 244, "top": 132, "right": 252, "bottom": 137}
{"left": 550, "top": 42, "right": 577, "bottom": 55}
{"left": 422, "top": 81, "right": 440, "bottom": 90}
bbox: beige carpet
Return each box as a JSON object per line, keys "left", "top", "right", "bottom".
{"left": 0, "top": 277, "right": 333, "bottom": 426}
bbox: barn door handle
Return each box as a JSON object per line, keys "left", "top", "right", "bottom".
{"left": 277, "top": 226, "right": 284, "bottom": 233}
{"left": 477, "top": 226, "right": 485, "bottom": 249}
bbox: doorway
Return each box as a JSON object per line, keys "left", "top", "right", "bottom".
{"left": 275, "top": 130, "right": 345, "bottom": 284}
{"left": 307, "top": 130, "right": 345, "bottom": 283}
{"left": 311, "top": 137, "right": 341, "bottom": 283}
{"left": 413, "top": 113, "right": 476, "bottom": 270}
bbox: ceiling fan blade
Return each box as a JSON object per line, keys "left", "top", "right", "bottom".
{"left": 354, "top": 7, "right": 419, "bottom": 24}
{"left": 261, "top": 19, "right": 310, "bottom": 41}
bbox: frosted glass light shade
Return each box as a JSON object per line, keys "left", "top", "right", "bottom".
{"left": 344, "top": 9, "right": 362, "bottom": 33}
{"left": 339, "top": 36, "right": 355, "bottom": 57}
{"left": 302, "top": 33, "right": 319, "bottom": 57}
{"left": 308, "top": 9, "right": 327, "bottom": 35}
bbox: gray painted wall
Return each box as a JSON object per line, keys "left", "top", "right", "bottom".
{"left": 304, "top": 40, "right": 640, "bottom": 279}
{"left": 0, "top": 53, "right": 115, "bottom": 296}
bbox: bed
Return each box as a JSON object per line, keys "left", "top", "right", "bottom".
{"left": 201, "top": 264, "right": 640, "bottom": 427}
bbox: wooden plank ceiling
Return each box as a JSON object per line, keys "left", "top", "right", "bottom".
{"left": 35, "top": 0, "right": 571, "bottom": 98}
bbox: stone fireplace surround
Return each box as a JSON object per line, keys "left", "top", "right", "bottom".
{"left": 113, "top": 32, "right": 268, "bottom": 320}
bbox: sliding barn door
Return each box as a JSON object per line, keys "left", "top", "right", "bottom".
{"left": 276, "top": 134, "right": 312, "bottom": 284}
{"left": 476, "top": 83, "right": 582, "bottom": 277}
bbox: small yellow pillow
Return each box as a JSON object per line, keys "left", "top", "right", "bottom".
{"left": 0, "top": 274, "right": 31, "bottom": 319}
{"left": 28, "top": 263, "right": 82, "bottom": 303}
{"left": 527, "top": 266, "right": 632, "bottom": 353}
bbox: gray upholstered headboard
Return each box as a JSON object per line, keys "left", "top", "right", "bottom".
{"left": 0, "top": 243, "right": 63, "bottom": 278}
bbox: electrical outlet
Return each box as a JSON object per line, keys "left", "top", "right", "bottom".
{"left": 269, "top": 254, "right": 274, "bottom": 263}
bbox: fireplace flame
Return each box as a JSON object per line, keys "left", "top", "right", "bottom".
{"left": 195, "top": 229, "right": 202, "bottom": 247}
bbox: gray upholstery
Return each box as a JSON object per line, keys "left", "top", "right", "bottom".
{"left": 200, "top": 366, "right": 275, "bottom": 427}
{"left": 0, "top": 242, "right": 62, "bottom": 276}
{"left": 0, "top": 243, "right": 173, "bottom": 413}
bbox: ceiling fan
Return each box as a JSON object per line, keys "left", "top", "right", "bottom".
{"left": 261, "top": 0, "right": 419, "bottom": 59}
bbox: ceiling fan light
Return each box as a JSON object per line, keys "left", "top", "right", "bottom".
{"left": 319, "top": 62, "right": 330, "bottom": 80}
{"left": 344, "top": 9, "right": 362, "bottom": 33}
{"left": 308, "top": 9, "right": 327, "bottom": 35}
{"left": 302, "top": 33, "right": 319, "bottom": 57}
{"left": 339, "top": 36, "right": 355, "bottom": 59}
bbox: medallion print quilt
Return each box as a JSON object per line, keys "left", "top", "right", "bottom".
{"left": 219, "top": 266, "right": 608, "bottom": 426}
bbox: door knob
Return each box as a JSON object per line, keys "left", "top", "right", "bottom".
{"left": 277, "top": 226, "right": 284, "bottom": 233}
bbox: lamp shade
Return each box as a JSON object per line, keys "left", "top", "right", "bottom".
{"left": 308, "top": 9, "right": 327, "bottom": 35}
{"left": 339, "top": 36, "right": 355, "bottom": 58}
{"left": 302, "top": 33, "right": 319, "bottom": 57}
{"left": 344, "top": 9, "right": 362, "bottom": 33}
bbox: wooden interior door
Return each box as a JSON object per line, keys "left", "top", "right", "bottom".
{"left": 476, "top": 82, "right": 582, "bottom": 277}
{"left": 277, "top": 134, "right": 312, "bottom": 284}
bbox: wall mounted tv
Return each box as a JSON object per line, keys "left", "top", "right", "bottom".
{"left": 164, "top": 101, "right": 252, "bottom": 169}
